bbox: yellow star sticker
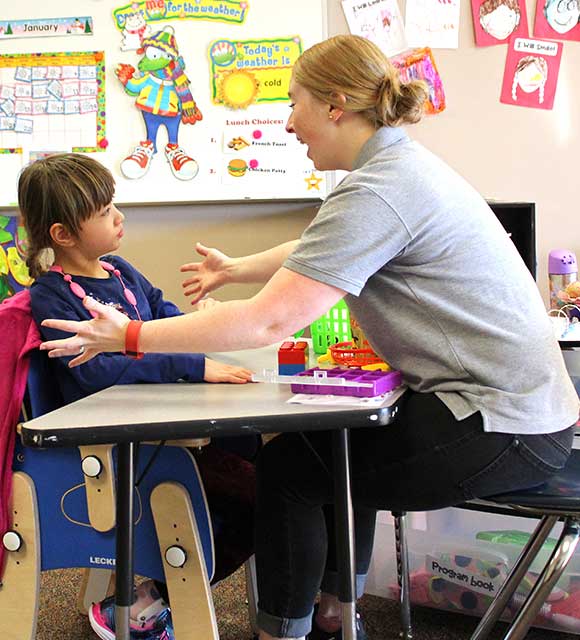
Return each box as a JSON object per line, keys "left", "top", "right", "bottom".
{"left": 305, "top": 171, "right": 323, "bottom": 191}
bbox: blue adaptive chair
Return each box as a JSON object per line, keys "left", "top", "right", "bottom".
{"left": 394, "top": 447, "right": 580, "bottom": 640}
{"left": 0, "top": 349, "right": 218, "bottom": 640}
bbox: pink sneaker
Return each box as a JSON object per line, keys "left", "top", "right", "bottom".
{"left": 89, "top": 594, "right": 174, "bottom": 640}
{"left": 165, "top": 143, "right": 198, "bottom": 181}
{"left": 121, "top": 140, "right": 155, "bottom": 180}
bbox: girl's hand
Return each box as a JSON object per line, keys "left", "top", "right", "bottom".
{"left": 40, "top": 297, "right": 130, "bottom": 368}
{"left": 181, "top": 242, "right": 234, "bottom": 305}
{"left": 203, "top": 358, "right": 253, "bottom": 384}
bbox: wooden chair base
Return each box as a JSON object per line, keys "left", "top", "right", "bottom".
{"left": 151, "top": 481, "right": 219, "bottom": 640}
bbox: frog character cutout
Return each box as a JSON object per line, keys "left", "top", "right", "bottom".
{"left": 116, "top": 26, "right": 203, "bottom": 181}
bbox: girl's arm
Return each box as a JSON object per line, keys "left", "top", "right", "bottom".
{"left": 181, "top": 240, "right": 300, "bottom": 305}
{"left": 31, "top": 292, "right": 207, "bottom": 393}
{"left": 40, "top": 268, "right": 345, "bottom": 365}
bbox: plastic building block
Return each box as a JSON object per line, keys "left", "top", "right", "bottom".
{"left": 290, "top": 367, "right": 403, "bottom": 398}
{"left": 278, "top": 340, "right": 308, "bottom": 374}
{"left": 279, "top": 364, "right": 307, "bottom": 376}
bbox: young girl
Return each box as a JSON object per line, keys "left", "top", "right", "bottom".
{"left": 19, "top": 153, "right": 257, "bottom": 640}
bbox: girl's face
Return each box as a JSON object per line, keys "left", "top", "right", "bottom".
{"left": 76, "top": 203, "right": 125, "bottom": 259}
{"left": 480, "top": 4, "right": 520, "bottom": 40}
{"left": 517, "top": 61, "right": 545, "bottom": 93}
{"left": 285, "top": 78, "right": 338, "bottom": 171}
{"left": 545, "top": 0, "right": 580, "bottom": 33}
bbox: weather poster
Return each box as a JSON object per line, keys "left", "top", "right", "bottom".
{"left": 208, "top": 37, "right": 302, "bottom": 109}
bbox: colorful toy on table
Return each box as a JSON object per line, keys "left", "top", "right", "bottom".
{"left": 310, "top": 299, "right": 352, "bottom": 355}
{"left": 317, "top": 341, "right": 386, "bottom": 369}
{"left": 278, "top": 340, "right": 309, "bottom": 375}
{"left": 290, "top": 366, "right": 402, "bottom": 397}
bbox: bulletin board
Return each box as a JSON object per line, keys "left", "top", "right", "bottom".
{"left": 0, "top": 0, "right": 330, "bottom": 206}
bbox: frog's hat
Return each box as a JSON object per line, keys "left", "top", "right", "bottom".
{"left": 142, "top": 26, "right": 178, "bottom": 58}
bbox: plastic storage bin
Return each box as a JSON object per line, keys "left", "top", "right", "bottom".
{"left": 290, "top": 367, "right": 402, "bottom": 397}
{"left": 365, "top": 508, "right": 580, "bottom": 634}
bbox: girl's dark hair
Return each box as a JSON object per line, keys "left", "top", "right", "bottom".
{"left": 18, "top": 153, "right": 115, "bottom": 278}
{"left": 293, "top": 34, "right": 428, "bottom": 128}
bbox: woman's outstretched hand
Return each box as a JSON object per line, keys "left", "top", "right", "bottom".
{"left": 40, "top": 296, "right": 130, "bottom": 367}
{"left": 180, "top": 242, "right": 233, "bottom": 305}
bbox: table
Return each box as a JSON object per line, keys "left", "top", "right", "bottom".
{"left": 20, "top": 346, "right": 403, "bottom": 640}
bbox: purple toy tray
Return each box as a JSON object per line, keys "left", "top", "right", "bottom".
{"left": 290, "top": 367, "right": 403, "bottom": 397}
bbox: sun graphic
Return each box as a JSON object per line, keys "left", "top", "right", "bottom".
{"left": 219, "top": 70, "right": 260, "bottom": 109}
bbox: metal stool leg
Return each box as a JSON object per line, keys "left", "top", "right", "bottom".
{"left": 393, "top": 511, "right": 412, "bottom": 640}
{"left": 244, "top": 556, "right": 259, "bottom": 634}
{"left": 470, "top": 514, "right": 558, "bottom": 640}
{"left": 504, "top": 518, "right": 580, "bottom": 640}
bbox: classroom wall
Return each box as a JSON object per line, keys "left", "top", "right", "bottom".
{"left": 61, "top": 0, "right": 580, "bottom": 308}
{"left": 119, "top": 202, "right": 316, "bottom": 310}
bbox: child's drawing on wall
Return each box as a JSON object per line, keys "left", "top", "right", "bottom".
{"left": 480, "top": 0, "right": 521, "bottom": 39}
{"left": 544, "top": 0, "right": 580, "bottom": 34}
{"left": 511, "top": 55, "right": 548, "bottom": 103}
{"left": 500, "top": 37, "right": 562, "bottom": 110}
{"left": 472, "top": 0, "right": 528, "bottom": 45}
{"left": 534, "top": 0, "right": 580, "bottom": 39}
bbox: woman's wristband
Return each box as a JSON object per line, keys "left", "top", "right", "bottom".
{"left": 124, "top": 320, "right": 144, "bottom": 359}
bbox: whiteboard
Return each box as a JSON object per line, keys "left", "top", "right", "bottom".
{"left": 0, "top": 0, "right": 330, "bottom": 206}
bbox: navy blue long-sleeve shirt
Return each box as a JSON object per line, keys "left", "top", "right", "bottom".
{"left": 31, "top": 255, "right": 205, "bottom": 404}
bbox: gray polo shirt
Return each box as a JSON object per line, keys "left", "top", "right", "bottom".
{"left": 285, "top": 127, "right": 578, "bottom": 434}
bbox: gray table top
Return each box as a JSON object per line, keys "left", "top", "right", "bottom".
{"left": 20, "top": 346, "right": 403, "bottom": 448}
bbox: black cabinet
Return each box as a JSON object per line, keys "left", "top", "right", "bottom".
{"left": 488, "top": 201, "right": 536, "bottom": 280}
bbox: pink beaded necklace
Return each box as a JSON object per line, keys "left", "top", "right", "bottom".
{"left": 50, "top": 260, "right": 142, "bottom": 320}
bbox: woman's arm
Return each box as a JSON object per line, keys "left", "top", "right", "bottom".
{"left": 41, "top": 268, "right": 345, "bottom": 366}
{"left": 181, "top": 240, "right": 300, "bottom": 304}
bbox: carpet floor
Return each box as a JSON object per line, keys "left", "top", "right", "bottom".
{"left": 36, "top": 567, "right": 572, "bottom": 640}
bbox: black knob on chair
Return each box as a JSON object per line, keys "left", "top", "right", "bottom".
{"left": 165, "top": 545, "right": 187, "bottom": 568}
{"left": 81, "top": 455, "right": 103, "bottom": 478}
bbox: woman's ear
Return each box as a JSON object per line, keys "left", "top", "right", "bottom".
{"left": 329, "top": 93, "right": 347, "bottom": 122}
{"left": 49, "top": 222, "right": 75, "bottom": 248}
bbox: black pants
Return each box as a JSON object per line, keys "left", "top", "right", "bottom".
{"left": 255, "top": 391, "right": 574, "bottom": 638}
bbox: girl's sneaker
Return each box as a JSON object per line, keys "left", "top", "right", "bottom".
{"left": 307, "top": 605, "right": 367, "bottom": 640}
{"left": 89, "top": 594, "right": 174, "bottom": 640}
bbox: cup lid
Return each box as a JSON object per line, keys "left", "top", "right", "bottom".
{"left": 549, "top": 249, "right": 577, "bottom": 275}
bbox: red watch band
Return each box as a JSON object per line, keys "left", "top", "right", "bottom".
{"left": 124, "top": 320, "right": 144, "bottom": 359}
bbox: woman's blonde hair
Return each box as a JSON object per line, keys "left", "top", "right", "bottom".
{"left": 292, "top": 34, "right": 428, "bottom": 128}
{"left": 18, "top": 153, "right": 115, "bottom": 279}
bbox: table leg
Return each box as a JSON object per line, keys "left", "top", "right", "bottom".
{"left": 332, "top": 427, "right": 357, "bottom": 640}
{"left": 115, "top": 441, "right": 135, "bottom": 640}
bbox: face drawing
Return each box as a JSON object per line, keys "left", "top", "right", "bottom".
{"left": 544, "top": 0, "right": 580, "bottom": 33}
{"left": 511, "top": 56, "right": 548, "bottom": 103}
{"left": 480, "top": 0, "right": 521, "bottom": 40}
